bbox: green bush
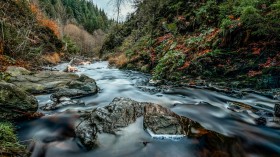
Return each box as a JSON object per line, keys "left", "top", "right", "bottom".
{"left": 153, "top": 50, "right": 185, "bottom": 80}
{"left": 62, "top": 36, "right": 80, "bottom": 54}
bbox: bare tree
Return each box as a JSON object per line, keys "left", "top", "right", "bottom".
{"left": 109, "top": 0, "right": 131, "bottom": 23}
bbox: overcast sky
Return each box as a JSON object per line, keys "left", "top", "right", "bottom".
{"left": 91, "top": 0, "right": 135, "bottom": 21}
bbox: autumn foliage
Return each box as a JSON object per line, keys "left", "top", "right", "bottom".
{"left": 0, "top": 40, "right": 3, "bottom": 55}
{"left": 30, "top": 4, "right": 60, "bottom": 38}
{"left": 0, "top": 55, "right": 30, "bottom": 71}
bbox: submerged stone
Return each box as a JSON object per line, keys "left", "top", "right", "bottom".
{"left": 41, "top": 99, "right": 85, "bottom": 111}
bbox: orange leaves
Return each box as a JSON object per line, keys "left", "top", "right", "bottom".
{"left": 205, "top": 28, "right": 220, "bottom": 42}
{"left": 248, "top": 70, "right": 262, "bottom": 77}
{"left": 178, "top": 61, "right": 190, "bottom": 70}
{"left": 0, "top": 40, "right": 3, "bottom": 55}
{"left": 150, "top": 48, "right": 156, "bottom": 64}
{"left": 228, "top": 15, "right": 235, "bottom": 20}
{"left": 259, "top": 53, "right": 280, "bottom": 68}
{"left": 157, "top": 33, "right": 173, "bottom": 44}
{"left": 39, "top": 19, "right": 60, "bottom": 37}
{"left": 41, "top": 52, "right": 61, "bottom": 64}
{"left": 260, "top": 57, "right": 272, "bottom": 68}
{"left": 0, "top": 55, "right": 30, "bottom": 72}
{"left": 174, "top": 43, "right": 192, "bottom": 54}
{"left": 176, "top": 15, "right": 186, "bottom": 22}
{"left": 30, "top": 4, "right": 60, "bottom": 38}
{"left": 252, "top": 47, "right": 261, "bottom": 55}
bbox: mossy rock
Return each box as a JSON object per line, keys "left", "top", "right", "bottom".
{"left": 5, "top": 66, "right": 31, "bottom": 77}
{"left": 140, "top": 64, "right": 150, "bottom": 73}
{"left": 0, "top": 82, "right": 38, "bottom": 121}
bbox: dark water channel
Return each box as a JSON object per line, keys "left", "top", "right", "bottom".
{"left": 18, "top": 61, "right": 280, "bottom": 157}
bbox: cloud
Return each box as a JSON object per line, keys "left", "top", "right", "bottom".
{"left": 90, "top": 0, "right": 135, "bottom": 21}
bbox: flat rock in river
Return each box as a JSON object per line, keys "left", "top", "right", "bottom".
{"left": 6, "top": 66, "right": 98, "bottom": 96}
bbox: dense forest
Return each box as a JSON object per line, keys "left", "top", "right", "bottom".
{"left": 37, "top": 0, "right": 111, "bottom": 33}
{"left": 102, "top": 0, "right": 280, "bottom": 89}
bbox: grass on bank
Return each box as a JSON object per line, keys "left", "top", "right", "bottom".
{"left": 0, "top": 122, "right": 27, "bottom": 157}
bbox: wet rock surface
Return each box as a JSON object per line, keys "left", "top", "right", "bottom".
{"left": 5, "top": 66, "right": 31, "bottom": 76}
{"left": 143, "top": 103, "right": 246, "bottom": 157}
{"left": 76, "top": 97, "right": 148, "bottom": 133}
{"left": 144, "top": 104, "right": 202, "bottom": 136}
{"left": 41, "top": 99, "right": 85, "bottom": 111}
{"left": 0, "top": 81, "right": 38, "bottom": 120}
{"left": 5, "top": 67, "right": 98, "bottom": 96}
{"left": 75, "top": 97, "right": 244, "bottom": 156}
{"left": 75, "top": 97, "right": 151, "bottom": 148}
{"left": 227, "top": 101, "right": 275, "bottom": 125}
{"left": 50, "top": 75, "right": 98, "bottom": 101}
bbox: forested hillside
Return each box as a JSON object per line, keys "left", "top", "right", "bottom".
{"left": 37, "top": 0, "right": 111, "bottom": 33}
{"left": 0, "top": 0, "right": 63, "bottom": 70}
{"left": 101, "top": 0, "right": 280, "bottom": 89}
{"left": 0, "top": 0, "right": 110, "bottom": 71}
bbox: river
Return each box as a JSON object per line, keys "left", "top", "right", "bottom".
{"left": 18, "top": 61, "right": 280, "bottom": 157}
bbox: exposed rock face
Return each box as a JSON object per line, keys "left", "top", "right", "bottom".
{"left": 6, "top": 66, "right": 98, "bottom": 96}
{"left": 143, "top": 104, "right": 202, "bottom": 137}
{"left": 0, "top": 81, "right": 38, "bottom": 120}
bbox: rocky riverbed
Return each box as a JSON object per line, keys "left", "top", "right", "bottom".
{"left": 1, "top": 61, "right": 280, "bottom": 157}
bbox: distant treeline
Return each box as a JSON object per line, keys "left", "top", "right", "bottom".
{"left": 37, "top": 0, "right": 112, "bottom": 33}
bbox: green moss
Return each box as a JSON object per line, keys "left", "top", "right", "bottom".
{"left": 0, "top": 122, "right": 27, "bottom": 156}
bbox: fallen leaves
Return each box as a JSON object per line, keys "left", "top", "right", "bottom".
{"left": 0, "top": 55, "right": 30, "bottom": 72}
{"left": 248, "top": 70, "right": 262, "bottom": 77}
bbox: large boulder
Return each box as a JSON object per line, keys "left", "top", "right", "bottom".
{"left": 75, "top": 97, "right": 150, "bottom": 148}
{"left": 5, "top": 66, "right": 31, "bottom": 77}
{"left": 51, "top": 75, "right": 98, "bottom": 101}
{"left": 143, "top": 104, "right": 202, "bottom": 137}
{"left": 0, "top": 81, "right": 38, "bottom": 120}
{"left": 143, "top": 104, "right": 245, "bottom": 156}
{"left": 6, "top": 67, "right": 98, "bottom": 97}
{"left": 7, "top": 70, "right": 79, "bottom": 94}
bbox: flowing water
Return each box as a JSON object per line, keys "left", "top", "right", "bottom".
{"left": 18, "top": 61, "right": 280, "bottom": 157}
